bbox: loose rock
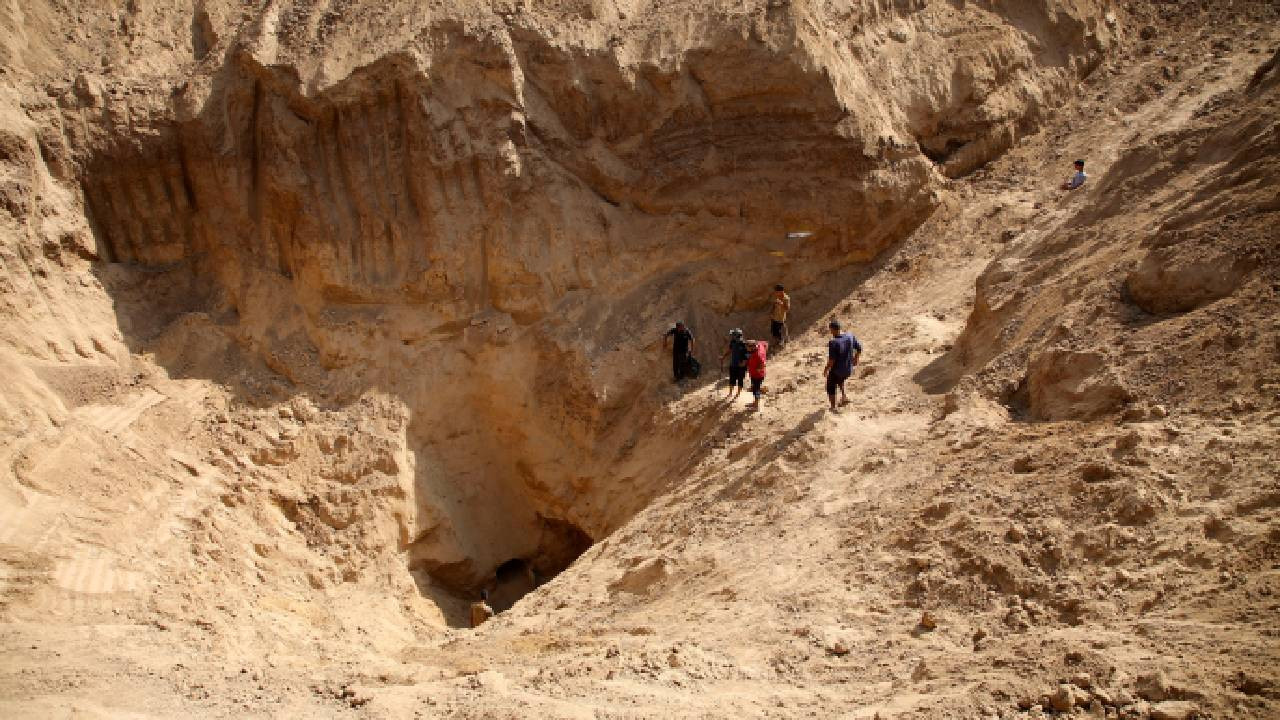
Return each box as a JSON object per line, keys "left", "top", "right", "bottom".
{"left": 1149, "top": 700, "right": 1199, "bottom": 720}
{"left": 1049, "top": 683, "right": 1077, "bottom": 711}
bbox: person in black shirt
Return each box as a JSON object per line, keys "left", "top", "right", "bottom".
{"left": 663, "top": 321, "right": 695, "bottom": 382}
{"left": 720, "top": 328, "right": 748, "bottom": 400}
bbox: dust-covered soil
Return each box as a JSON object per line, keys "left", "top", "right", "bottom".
{"left": 1, "top": 1, "right": 1278, "bottom": 718}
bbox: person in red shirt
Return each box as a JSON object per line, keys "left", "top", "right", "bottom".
{"left": 746, "top": 339, "right": 768, "bottom": 409}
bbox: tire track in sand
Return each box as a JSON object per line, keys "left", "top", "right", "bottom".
{"left": 73, "top": 388, "right": 166, "bottom": 434}
{"left": 0, "top": 493, "right": 43, "bottom": 546}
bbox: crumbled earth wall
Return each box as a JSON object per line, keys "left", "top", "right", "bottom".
{"left": 2, "top": 1, "right": 1279, "bottom": 718}
{"left": 3, "top": 0, "right": 1113, "bottom": 591}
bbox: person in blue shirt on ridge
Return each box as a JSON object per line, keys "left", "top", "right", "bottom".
{"left": 1061, "top": 159, "right": 1088, "bottom": 190}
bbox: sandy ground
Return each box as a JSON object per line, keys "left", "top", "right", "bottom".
{"left": 1, "top": 2, "right": 1278, "bottom": 719}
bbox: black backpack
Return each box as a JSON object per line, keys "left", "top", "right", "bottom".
{"left": 686, "top": 356, "right": 702, "bottom": 378}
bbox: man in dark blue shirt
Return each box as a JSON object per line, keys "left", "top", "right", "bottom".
{"left": 823, "top": 319, "right": 862, "bottom": 412}
{"left": 663, "top": 321, "right": 695, "bottom": 382}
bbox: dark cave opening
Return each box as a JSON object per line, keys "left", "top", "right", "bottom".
{"left": 482, "top": 515, "right": 594, "bottom": 614}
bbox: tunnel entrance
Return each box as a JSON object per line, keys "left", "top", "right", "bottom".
{"left": 451, "top": 515, "right": 593, "bottom": 616}
{"left": 410, "top": 512, "right": 593, "bottom": 623}
{"left": 490, "top": 558, "right": 536, "bottom": 613}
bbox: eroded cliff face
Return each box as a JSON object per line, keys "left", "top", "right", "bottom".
{"left": 3, "top": 0, "right": 1113, "bottom": 601}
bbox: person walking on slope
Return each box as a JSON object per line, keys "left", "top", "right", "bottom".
{"left": 720, "top": 328, "right": 749, "bottom": 401}
{"left": 746, "top": 339, "right": 768, "bottom": 409}
{"left": 663, "top": 321, "right": 696, "bottom": 382}
{"left": 1060, "top": 159, "right": 1088, "bottom": 190}
{"left": 823, "top": 320, "right": 862, "bottom": 412}
{"left": 768, "top": 284, "right": 791, "bottom": 351}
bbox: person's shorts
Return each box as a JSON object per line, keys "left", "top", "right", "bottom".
{"left": 770, "top": 320, "right": 785, "bottom": 341}
{"left": 728, "top": 365, "right": 746, "bottom": 388}
{"left": 750, "top": 376, "right": 764, "bottom": 396}
{"left": 826, "top": 372, "right": 850, "bottom": 396}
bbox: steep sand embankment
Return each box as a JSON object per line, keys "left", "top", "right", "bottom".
{"left": 0, "top": 1, "right": 1277, "bottom": 718}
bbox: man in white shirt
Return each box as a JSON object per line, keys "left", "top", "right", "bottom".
{"left": 1061, "top": 159, "right": 1087, "bottom": 190}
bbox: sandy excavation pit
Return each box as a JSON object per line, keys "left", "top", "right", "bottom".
{"left": 62, "top": 8, "right": 1009, "bottom": 623}
{"left": 3, "top": 1, "right": 1280, "bottom": 718}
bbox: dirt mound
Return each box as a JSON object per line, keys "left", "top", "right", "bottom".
{"left": 945, "top": 36, "right": 1280, "bottom": 422}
